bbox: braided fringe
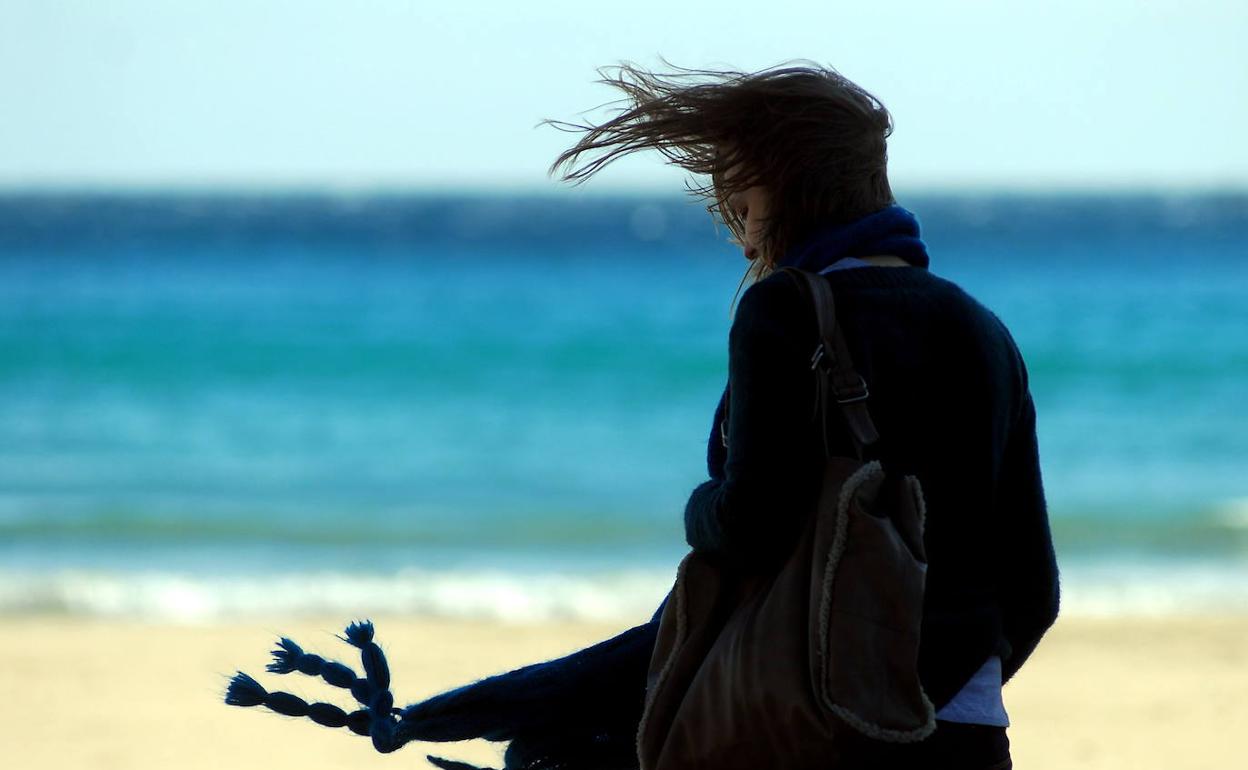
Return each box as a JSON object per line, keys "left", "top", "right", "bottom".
{"left": 266, "top": 636, "right": 372, "bottom": 705}
{"left": 224, "top": 619, "right": 406, "bottom": 754}
{"left": 225, "top": 617, "right": 651, "bottom": 769}
{"left": 225, "top": 671, "right": 371, "bottom": 735}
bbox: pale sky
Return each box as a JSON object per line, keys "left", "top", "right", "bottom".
{"left": 1, "top": 0, "right": 1245, "bottom": 191}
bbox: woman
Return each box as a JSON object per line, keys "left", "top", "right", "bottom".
{"left": 225, "top": 61, "right": 1059, "bottom": 770}
{"left": 550, "top": 61, "right": 1059, "bottom": 769}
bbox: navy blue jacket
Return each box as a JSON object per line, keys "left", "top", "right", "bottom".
{"left": 684, "top": 264, "right": 1060, "bottom": 707}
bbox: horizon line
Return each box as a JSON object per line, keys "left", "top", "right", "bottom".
{"left": 2, "top": 180, "right": 1247, "bottom": 199}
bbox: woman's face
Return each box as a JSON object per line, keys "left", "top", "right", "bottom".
{"left": 726, "top": 184, "right": 771, "bottom": 264}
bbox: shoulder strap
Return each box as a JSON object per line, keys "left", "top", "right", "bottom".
{"left": 778, "top": 267, "right": 880, "bottom": 460}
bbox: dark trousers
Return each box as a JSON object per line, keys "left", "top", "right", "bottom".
{"left": 837, "top": 720, "right": 1011, "bottom": 769}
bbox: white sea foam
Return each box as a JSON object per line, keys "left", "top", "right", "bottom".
{"left": 1, "top": 557, "right": 1246, "bottom": 623}
{"left": 0, "top": 566, "right": 679, "bottom": 624}
{"left": 1057, "top": 559, "right": 1248, "bottom": 617}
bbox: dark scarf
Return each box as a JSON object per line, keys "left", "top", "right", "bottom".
{"left": 223, "top": 204, "right": 931, "bottom": 770}
{"left": 706, "top": 204, "right": 930, "bottom": 478}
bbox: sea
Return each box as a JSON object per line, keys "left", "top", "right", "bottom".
{"left": 1, "top": 190, "right": 1246, "bottom": 623}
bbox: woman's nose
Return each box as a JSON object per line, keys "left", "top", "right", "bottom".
{"left": 744, "top": 243, "right": 759, "bottom": 261}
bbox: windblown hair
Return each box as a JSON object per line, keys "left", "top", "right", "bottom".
{"left": 545, "top": 60, "right": 895, "bottom": 283}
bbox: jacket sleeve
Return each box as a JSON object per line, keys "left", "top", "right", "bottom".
{"left": 683, "top": 277, "right": 824, "bottom": 572}
{"left": 997, "top": 374, "right": 1061, "bottom": 683}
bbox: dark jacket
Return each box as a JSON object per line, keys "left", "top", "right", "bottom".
{"left": 684, "top": 264, "right": 1061, "bottom": 708}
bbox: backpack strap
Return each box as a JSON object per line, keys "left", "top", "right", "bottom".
{"left": 778, "top": 267, "right": 881, "bottom": 460}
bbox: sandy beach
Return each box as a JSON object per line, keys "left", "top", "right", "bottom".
{"left": 3, "top": 614, "right": 1245, "bottom": 769}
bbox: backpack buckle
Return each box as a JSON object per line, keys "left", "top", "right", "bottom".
{"left": 813, "top": 345, "right": 870, "bottom": 403}
{"left": 835, "top": 374, "right": 870, "bottom": 404}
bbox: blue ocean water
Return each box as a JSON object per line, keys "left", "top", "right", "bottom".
{"left": 1, "top": 191, "right": 1246, "bottom": 620}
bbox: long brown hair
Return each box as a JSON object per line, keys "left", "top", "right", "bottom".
{"left": 544, "top": 60, "right": 895, "bottom": 288}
